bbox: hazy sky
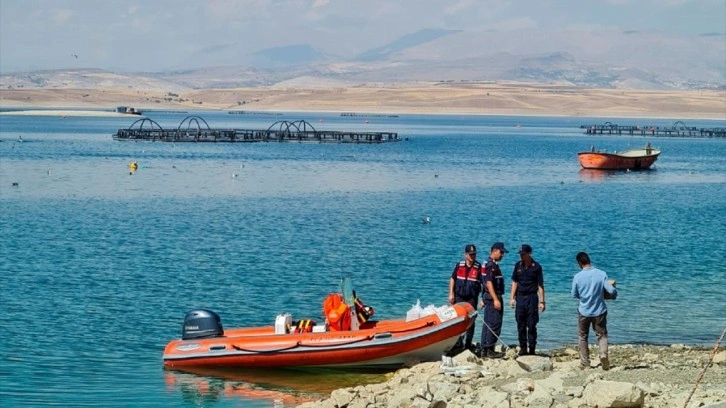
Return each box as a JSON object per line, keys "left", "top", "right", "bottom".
{"left": 1, "top": 0, "right": 724, "bottom": 73}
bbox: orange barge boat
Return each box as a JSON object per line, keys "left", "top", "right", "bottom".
{"left": 578, "top": 144, "right": 661, "bottom": 170}
{"left": 163, "top": 302, "right": 475, "bottom": 369}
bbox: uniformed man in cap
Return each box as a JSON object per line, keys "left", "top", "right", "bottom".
{"left": 479, "top": 242, "right": 508, "bottom": 358}
{"left": 509, "top": 244, "right": 545, "bottom": 356}
{"left": 448, "top": 244, "right": 483, "bottom": 353}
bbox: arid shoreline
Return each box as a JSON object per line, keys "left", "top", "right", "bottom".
{"left": 297, "top": 344, "right": 726, "bottom": 408}
{"left": 1, "top": 83, "right": 725, "bottom": 120}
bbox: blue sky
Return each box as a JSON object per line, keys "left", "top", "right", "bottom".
{"left": 1, "top": 0, "right": 724, "bottom": 72}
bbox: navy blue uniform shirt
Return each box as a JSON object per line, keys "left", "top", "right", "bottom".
{"left": 483, "top": 257, "right": 505, "bottom": 296}
{"left": 511, "top": 260, "right": 543, "bottom": 295}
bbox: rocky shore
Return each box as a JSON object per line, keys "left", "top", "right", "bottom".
{"left": 298, "top": 344, "right": 725, "bottom": 408}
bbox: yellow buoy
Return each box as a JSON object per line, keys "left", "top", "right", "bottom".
{"left": 129, "top": 161, "right": 138, "bottom": 171}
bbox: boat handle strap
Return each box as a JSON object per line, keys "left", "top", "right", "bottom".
{"left": 299, "top": 335, "right": 374, "bottom": 348}
{"left": 231, "top": 342, "right": 302, "bottom": 353}
{"left": 386, "top": 321, "right": 434, "bottom": 334}
{"left": 230, "top": 321, "right": 435, "bottom": 353}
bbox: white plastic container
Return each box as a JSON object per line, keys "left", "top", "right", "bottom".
{"left": 405, "top": 300, "right": 423, "bottom": 322}
{"left": 406, "top": 309, "right": 420, "bottom": 322}
{"left": 421, "top": 304, "right": 437, "bottom": 317}
{"left": 275, "top": 313, "right": 292, "bottom": 334}
{"left": 312, "top": 325, "right": 327, "bottom": 333}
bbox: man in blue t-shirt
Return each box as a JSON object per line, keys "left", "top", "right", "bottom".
{"left": 572, "top": 252, "right": 617, "bottom": 370}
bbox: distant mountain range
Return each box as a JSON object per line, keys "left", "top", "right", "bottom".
{"left": 2, "top": 28, "right": 724, "bottom": 91}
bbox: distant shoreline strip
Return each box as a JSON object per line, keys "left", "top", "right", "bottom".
{"left": 0, "top": 110, "right": 145, "bottom": 118}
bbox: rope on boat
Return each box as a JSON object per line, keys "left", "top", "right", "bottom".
{"left": 231, "top": 342, "right": 301, "bottom": 353}
{"left": 683, "top": 325, "right": 726, "bottom": 408}
{"left": 300, "top": 335, "right": 375, "bottom": 348}
{"left": 299, "top": 321, "right": 435, "bottom": 347}
{"left": 384, "top": 321, "right": 434, "bottom": 334}
{"left": 229, "top": 321, "right": 436, "bottom": 353}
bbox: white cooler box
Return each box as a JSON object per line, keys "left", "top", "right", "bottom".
{"left": 275, "top": 313, "right": 292, "bottom": 334}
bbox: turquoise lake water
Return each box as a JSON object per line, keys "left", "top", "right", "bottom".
{"left": 1, "top": 111, "right": 724, "bottom": 407}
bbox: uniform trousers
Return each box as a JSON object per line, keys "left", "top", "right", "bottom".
{"left": 515, "top": 293, "right": 539, "bottom": 351}
{"left": 481, "top": 294, "right": 503, "bottom": 350}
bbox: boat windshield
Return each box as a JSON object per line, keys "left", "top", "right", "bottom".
{"left": 341, "top": 275, "right": 355, "bottom": 306}
{"left": 340, "top": 275, "right": 360, "bottom": 330}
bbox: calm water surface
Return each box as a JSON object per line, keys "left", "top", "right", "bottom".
{"left": 1, "top": 111, "right": 724, "bottom": 407}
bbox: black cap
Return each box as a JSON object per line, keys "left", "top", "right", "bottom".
{"left": 491, "top": 242, "right": 509, "bottom": 253}
{"left": 465, "top": 244, "right": 477, "bottom": 254}
{"left": 518, "top": 244, "right": 533, "bottom": 254}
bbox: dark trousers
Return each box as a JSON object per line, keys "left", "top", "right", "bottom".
{"left": 515, "top": 294, "right": 539, "bottom": 351}
{"left": 481, "top": 295, "right": 503, "bottom": 349}
{"left": 578, "top": 311, "right": 608, "bottom": 367}
{"left": 455, "top": 296, "right": 477, "bottom": 348}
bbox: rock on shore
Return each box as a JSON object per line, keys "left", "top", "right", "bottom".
{"left": 298, "top": 345, "right": 726, "bottom": 408}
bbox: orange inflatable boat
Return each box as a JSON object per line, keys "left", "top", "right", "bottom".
{"left": 163, "top": 301, "right": 476, "bottom": 369}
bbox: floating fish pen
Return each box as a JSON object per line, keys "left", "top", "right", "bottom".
{"left": 227, "top": 111, "right": 282, "bottom": 116}
{"left": 113, "top": 117, "right": 400, "bottom": 143}
{"left": 581, "top": 121, "right": 725, "bottom": 138}
{"left": 340, "top": 112, "right": 400, "bottom": 118}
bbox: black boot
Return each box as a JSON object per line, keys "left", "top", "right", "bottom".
{"left": 464, "top": 338, "right": 479, "bottom": 355}
{"left": 474, "top": 343, "right": 483, "bottom": 358}
{"left": 486, "top": 347, "right": 505, "bottom": 359}
{"left": 518, "top": 346, "right": 528, "bottom": 357}
{"left": 528, "top": 346, "right": 536, "bottom": 356}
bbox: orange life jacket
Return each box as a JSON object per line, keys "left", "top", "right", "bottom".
{"left": 323, "top": 293, "right": 351, "bottom": 331}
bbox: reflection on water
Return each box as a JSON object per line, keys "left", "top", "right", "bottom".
{"left": 165, "top": 371, "right": 309, "bottom": 407}
{"left": 578, "top": 167, "right": 659, "bottom": 182}
{"left": 165, "top": 366, "right": 393, "bottom": 407}
{"left": 578, "top": 168, "right": 611, "bottom": 181}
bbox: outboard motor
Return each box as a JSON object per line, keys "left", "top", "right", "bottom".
{"left": 181, "top": 309, "right": 224, "bottom": 340}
